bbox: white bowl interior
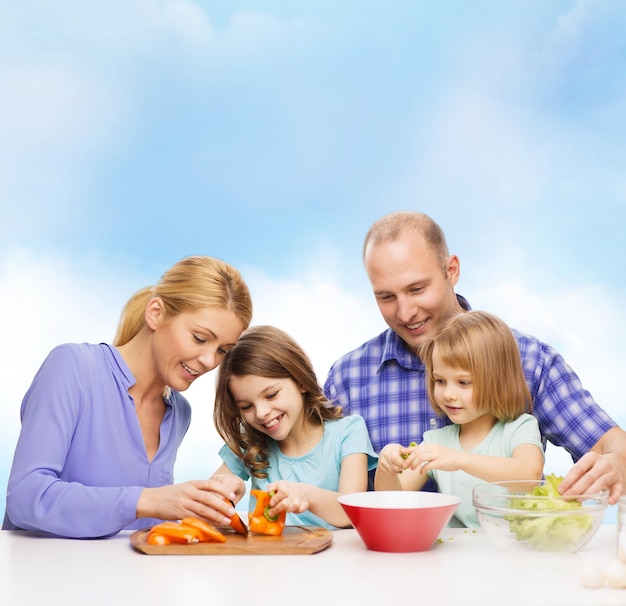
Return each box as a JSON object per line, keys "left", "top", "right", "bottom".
{"left": 338, "top": 491, "right": 460, "bottom": 509}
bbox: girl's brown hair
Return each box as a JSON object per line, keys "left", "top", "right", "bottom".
{"left": 420, "top": 311, "right": 532, "bottom": 422}
{"left": 214, "top": 325, "right": 342, "bottom": 478}
{"left": 113, "top": 255, "right": 252, "bottom": 346}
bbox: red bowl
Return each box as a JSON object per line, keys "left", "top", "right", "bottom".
{"left": 338, "top": 491, "right": 461, "bottom": 553}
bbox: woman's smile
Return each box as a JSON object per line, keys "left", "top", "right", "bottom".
{"left": 181, "top": 362, "right": 200, "bottom": 381}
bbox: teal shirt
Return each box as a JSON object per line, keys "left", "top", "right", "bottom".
{"left": 423, "top": 413, "right": 544, "bottom": 528}
{"left": 219, "top": 414, "right": 378, "bottom": 529}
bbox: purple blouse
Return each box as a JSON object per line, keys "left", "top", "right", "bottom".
{"left": 3, "top": 343, "right": 191, "bottom": 538}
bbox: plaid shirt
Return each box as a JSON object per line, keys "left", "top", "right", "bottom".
{"left": 324, "top": 296, "right": 616, "bottom": 489}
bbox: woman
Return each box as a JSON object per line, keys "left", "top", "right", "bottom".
{"left": 3, "top": 255, "right": 252, "bottom": 538}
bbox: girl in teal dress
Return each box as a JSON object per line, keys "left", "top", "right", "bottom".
{"left": 375, "top": 310, "right": 544, "bottom": 528}
{"left": 213, "top": 325, "right": 377, "bottom": 529}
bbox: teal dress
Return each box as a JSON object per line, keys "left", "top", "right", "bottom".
{"left": 424, "top": 413, "right": 544, "bottom": 528}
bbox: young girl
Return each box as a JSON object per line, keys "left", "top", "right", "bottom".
{"left": 374, "top": 310, "right": 544, "bottom": 528}
{"left": 213, "top": 325, "right": 378, "bottom": 529}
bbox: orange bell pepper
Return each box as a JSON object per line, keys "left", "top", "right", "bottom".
{"left": 224, "top": 499, "right": 248, "bottom": 535}
{"left": 249, "top": 489, "right": 286, "bottom": 536}
{"left": 147, "top": 518, "right": 226, "bottom": 545}
{"left": 146, "top": 532, "right": 172, "bottom": 545}
{"left": 148, "top": 521, "right": 202, "bottom": 544}
{"left": 180, "top": 517, "right": 226, "bottom": 543}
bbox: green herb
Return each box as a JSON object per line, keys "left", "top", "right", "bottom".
{"left": 401, "top": 441, "right": 418, "bottom": 460}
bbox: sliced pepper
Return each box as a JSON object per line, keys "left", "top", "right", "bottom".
{"left": 148, "top": 521, "right": 202, "bottom": 544}
{"left": 146, "top": 532, "right": 172, "bottom": 545}
{"left": 180, "top": 517, "right": 227, "bottom": 543}
{"left": 249, "top": 489, "right": 286, "bottom": 536}
{"left": 225, "top": 499, "right": 248, "bottom": 535}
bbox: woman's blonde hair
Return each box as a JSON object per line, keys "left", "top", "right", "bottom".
{"left": 214, "top": 325, "right": 342, "bottom": 478}
{"left": 420, "top": 310, "right": 532, "bottom": 422}
{"left": 113, "top": 256, "right": 252, "bottom": 346}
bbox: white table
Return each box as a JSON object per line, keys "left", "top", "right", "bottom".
{"left": 1, "top": 525, "right": 624, "bottom": 606}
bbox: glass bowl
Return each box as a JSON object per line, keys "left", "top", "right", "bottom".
{"left": 472, "top": 480, "right": 608, "bottom": 554}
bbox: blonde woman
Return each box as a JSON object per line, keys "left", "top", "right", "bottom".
{"left": 4, "top": 256, "right": 252, "bottom": 538}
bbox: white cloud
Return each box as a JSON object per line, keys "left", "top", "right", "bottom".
{"left": 427, "top": 91, "right": 544, "bottom": 208}
{"left": 222, "top": 11, "right": 310, "bottom": 61}
{"left": 162, "top": 1, "right": 217, "bottom": 49}
{"left": 0, "top": 63, "right": 125, "bottom": 222}
{"left": 0, "top": 1, "right": 320, "bottom": 237}
{"left": 550, "top": 0, "right": 621, "bottom": 49}
{"left": 391, "top": 73, "right": 547, "bottom": 223}
{"left": 0, "top": 249, "right": 142, "bottom": 438}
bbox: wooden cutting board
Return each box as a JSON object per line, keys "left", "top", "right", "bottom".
{"left": 130, "top": 525, "right": 333, "bottom": 555}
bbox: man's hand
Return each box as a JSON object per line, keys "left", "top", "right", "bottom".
{"left": 559, "top": 427, "right": 626, "bottom": 504}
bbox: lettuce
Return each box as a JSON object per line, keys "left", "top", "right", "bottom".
{"left": 504, "top": 474, "right": 593, "bottom": 551}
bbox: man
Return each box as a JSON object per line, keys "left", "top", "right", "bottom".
{"left": 324, "top": 211, "right": 626, "bottom": 502}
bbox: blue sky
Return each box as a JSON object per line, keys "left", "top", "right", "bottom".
{"left": 1, "top": 1, "right": 625, "bottom": 521}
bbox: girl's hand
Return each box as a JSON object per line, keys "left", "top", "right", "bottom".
{"left": 410, "top": 444, "right": 460, "bottom": 474}
{"left": 265, "top": 481, "right": 309, "bottom": 518}
{"left": 375, "top": 442, "right": 426, "bottom": 492}
{"left": 378, "top": 443, "right": 416, "bottom": 476}
{"left": 137, "top": 477, "right": 242, "bottom": 527}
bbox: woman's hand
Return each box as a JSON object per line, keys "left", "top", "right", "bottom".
{"left": 210, "top": 473, "right": 247, "bottom": 502}
{"left": 136, "top": 476, "right": 244, "bottom": 526}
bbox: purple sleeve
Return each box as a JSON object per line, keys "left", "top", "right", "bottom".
{"left": 5, "top": 345, "right": 144, "bottom": 538}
